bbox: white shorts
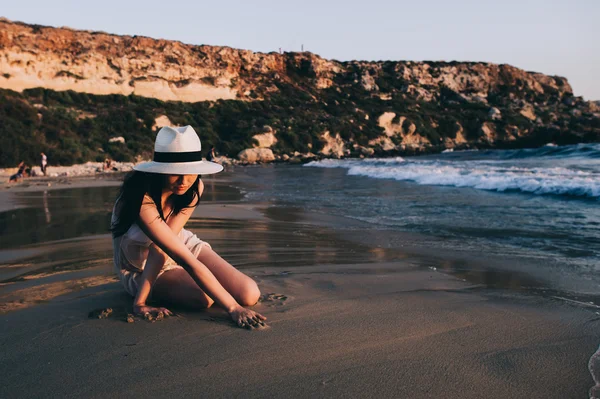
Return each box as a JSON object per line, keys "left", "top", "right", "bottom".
{"left": 116, "top": 229, "right": 211, "bottom": 297}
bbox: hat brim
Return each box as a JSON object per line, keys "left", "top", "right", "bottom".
{"left": 133, "top": 160, "right": 224, "bottom": 175}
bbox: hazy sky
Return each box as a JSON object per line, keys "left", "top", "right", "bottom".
{"left": 3, "top": 0, "right": 599, "bottom": 100}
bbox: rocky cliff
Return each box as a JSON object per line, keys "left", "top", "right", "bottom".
{"left": 0, "top": 17, "right": 311, "bottom": 102}
{"left": 0, "top": 18, "right": 598, "bottom": 166}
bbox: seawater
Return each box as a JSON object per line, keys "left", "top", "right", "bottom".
{"left": 308, "top": 143, "right": 600, "bottom": 198}
{"left": 1, "top": 143, "right": 598, "bottom": 302}
{"left": 237, "top": 143, "right": 600, "bottom": 299}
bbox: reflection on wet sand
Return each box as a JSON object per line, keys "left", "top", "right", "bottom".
{"left": 0, "top": 186, "right": 117, "bottom": 248}
{"left": 0, "top": 274, "right": 117, "bottom": 313}
{"left": 43, "top": 190, "right": 51, "bottom": 224}
{"left": 0, "top": 181, "right": 406, "bottom": 313}
{"left": 1, "top": 179, "right": 596, "bottom": 315}
{"left": 186, "top": 217, "right": 403, "bottom": 269}
{"left": 422, "top": 258, "right": 544, "bottom": 291}
{"left": 0, "top": 236, "right": 113, "bottom": 283}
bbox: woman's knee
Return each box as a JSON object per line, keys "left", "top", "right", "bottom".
{"left": 237, "top": 280, "right": 261, "bottom": 306}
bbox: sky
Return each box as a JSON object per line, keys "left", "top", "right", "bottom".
{"left": 3, "top": 0, "right": 599, "bottom": 100}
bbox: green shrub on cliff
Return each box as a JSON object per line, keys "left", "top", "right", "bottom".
{"left": 0, "top": 67, "right": 595, "bottom": 167}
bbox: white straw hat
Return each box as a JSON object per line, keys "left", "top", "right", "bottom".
{"left": 133, "top": 126, "right": 223, "bottom": 175}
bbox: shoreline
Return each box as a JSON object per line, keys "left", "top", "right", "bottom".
{"left": 2, "top": 169, "right": 598, "bottom": 303}
{"left": 0, "top": 172, "right": 598, "bottom": 397}
{"left": 0, "top": 142, "right": 509, "bottom": 182}
{"left": 2, "top": 170, "right": 599, "bottom": 306}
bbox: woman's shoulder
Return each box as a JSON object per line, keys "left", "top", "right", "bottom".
{"left": 142, "top": 193, "right": 155, "bottom": 204}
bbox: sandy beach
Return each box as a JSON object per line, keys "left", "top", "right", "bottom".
{"left": 0, "top": 171, "right": 598, "bottom": 398}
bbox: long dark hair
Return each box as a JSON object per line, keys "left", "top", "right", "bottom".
{"left": 111, "top": 171, "right": 201, "bottom": 238}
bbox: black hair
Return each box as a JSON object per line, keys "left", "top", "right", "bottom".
{"left": 111, "top": 171, "right": 201, "bottom": 238}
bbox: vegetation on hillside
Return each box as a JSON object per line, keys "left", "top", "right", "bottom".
{"left": 0, "top": 71, "right": 598, "bottom": 167}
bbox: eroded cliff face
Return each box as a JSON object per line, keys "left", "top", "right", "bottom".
{"left": 0, "top": 18, "right": 573, "bottom": 104}
{"left": 0, "top": 19, "right": 281, "bottom": 101}
{"left": 0, "top": 18, "right": 598, "bottom": 166}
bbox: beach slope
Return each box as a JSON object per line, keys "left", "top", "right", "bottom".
{"left": 0, "top": 260, "right": 597, "bottom": 398}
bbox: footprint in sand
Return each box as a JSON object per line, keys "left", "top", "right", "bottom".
{"left": 259, "top": 293, "right": 288, "bottom": 307}
{"left": 88, "top": 307, "right": 114, "bottom": 319}
{"left": 88, "top": 307, "right": 148, "bottom": 323}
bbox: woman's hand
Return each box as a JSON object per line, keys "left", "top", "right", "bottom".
{"left": 229, "top": 305, "right": 267, "bottom": 329}
{"left": 133, "top": 304, "right": 173, "bottom": 320}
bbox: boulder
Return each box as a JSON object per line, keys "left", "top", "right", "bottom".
{"left": 368, "top": 136, "right": 396, "bottom": 152}
{"left": 480, "top": 122, "right": 497, "bottom": 143}
{"left": 237, "top": 148, "right": 275, "bottom": 164}
{"left": 488, "top": 107, "right": 502, "bottom": 120}
{"left": 504, "top": 125, "right": 520, "bottom": 140}
{"left": 359, "top": 146, "right": 375, "bottom": 156}
{"left": 212, "top": 155, "right": 232, "bottom": 166}
{"left": 319, "top": 131, "right": 345, "bottom": 158}
{"left": 361, "top": 72, "right": 378, "bottom": 91}
{"left": 108, "top": 136, "right": 125, "bottom": 144}
{"left": 376, "top": 112, "right": 429, "bottom": 148}
{"left": 252, "top": 126, "right": 277, "bottom": 148}
{"left": 152, "top": 115, "right": 173, "bottom": 131}
{"left": 520, "top": 106, "right": 536, "bottom": 121}
{"left": 443, "top": 123, "right": 468, "bottom": 149}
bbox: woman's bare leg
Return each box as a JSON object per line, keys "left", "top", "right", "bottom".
{"left": 151, "top": 247, "right": 260, "bottom": 309}
{"left": 196, "top": 247, "right": 261, "bottom": 306}
{"left": 152, "top": 268, "right": 214, "bottom": 309}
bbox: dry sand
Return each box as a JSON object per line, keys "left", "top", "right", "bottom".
{"left": 0, "top": 262, "right": 597, "bottom": 398}
{"left": 0, "top": 175, "right": 598, "bottom": 398}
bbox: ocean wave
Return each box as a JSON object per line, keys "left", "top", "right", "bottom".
{"left": 447, "top": 143, "right": 600, "bottom": 161}
{"left": 307, "top": 157, "right": 405, "bottom": 168}
{"left": 305, "top": 158, "right": 600, "bottom": 199}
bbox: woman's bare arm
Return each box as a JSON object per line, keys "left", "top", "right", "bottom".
{"left": 132, "top": 245, "right": 171, "bottom": 315}
{"left": 134, "top": 182, "right": 266, "bottom": 328}
{"left": 133, "top": 180, "right": 203, "bottom": 310}
{"left": 137, "top": 195, "right": 240, "bottom": 313}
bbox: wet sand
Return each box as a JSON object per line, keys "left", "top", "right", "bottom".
{"left": 0, "top": 173, "right": 598, "bottom": 398}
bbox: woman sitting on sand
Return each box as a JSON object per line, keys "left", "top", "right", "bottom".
{"left": 8, "top": 161, "right": 26, "bottom": 183}
{"left": 111, "top": 126, "right": 266, "bottom": 329}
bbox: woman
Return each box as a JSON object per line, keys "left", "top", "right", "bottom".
{"left": 8, "top": 161, "right": 25, "bottom": 183}
{"left": 111, "top": 125, "right": 266, "bottom": 329}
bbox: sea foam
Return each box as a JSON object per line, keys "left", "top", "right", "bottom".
{"left": 305, "top": 145, "right": 600, "bottom": 199}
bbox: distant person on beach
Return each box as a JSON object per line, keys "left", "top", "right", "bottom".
{"left": 111, "top": 126, "right": 266, "bottom": 328}
{"left": 40, "top": 152, "right": 47, "bottom": 176}
{"left": 206, "top": 146, "right": 217, "bottom": 163}
{"left": 8, "top": 161, "right": 26, "bottom": 183}
{"left": 104, "top": 158, "right": 113, "bottom": 171}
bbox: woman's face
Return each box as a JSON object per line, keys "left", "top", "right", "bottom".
{"left": 165, "top": 174, "right": 198, "bottom": 195}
